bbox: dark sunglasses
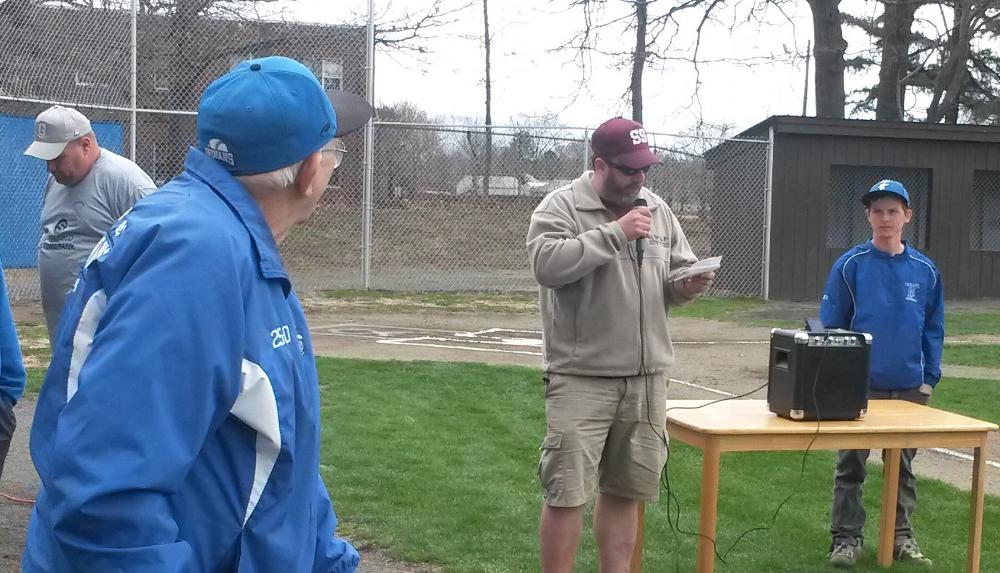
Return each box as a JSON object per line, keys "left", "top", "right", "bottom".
{"left": 606, "top": 161, "right": 650, "bottom": 176}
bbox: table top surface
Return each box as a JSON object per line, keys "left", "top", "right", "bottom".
{"left": 665, "top": 399, "right": 999, "bottom": 435}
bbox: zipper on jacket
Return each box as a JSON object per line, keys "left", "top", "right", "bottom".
{"left": 631, "top": 251, "right": 646, "bottom": 376}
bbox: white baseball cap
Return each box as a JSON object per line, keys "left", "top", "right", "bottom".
{"left": 24, "top": 105, "right": 93, "bottom": 160}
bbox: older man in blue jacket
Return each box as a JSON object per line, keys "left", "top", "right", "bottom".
{"left": 0, "top": 259, "right": 26, "bottom": 482}
{"left": 820, "top": 179, "right": 944, "bottom": 569}
{"left": 23, "top": 57, "right": 373, "bottom": 573}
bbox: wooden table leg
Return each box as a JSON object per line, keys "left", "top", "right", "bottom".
{"left": 630, "top": 502, "right": 646, "bottom": 572}
{"left": 696, "top": 442, "right": 721, "bottom": 573}
{"left": 877, "top": 448, "right": 902, "bottom": 567}
{"left": 967, "top": 441, "right": 988, "bottom": 573}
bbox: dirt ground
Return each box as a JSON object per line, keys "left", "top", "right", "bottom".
{"left": 1, "top": 302, "right": 998, "bottom": 572}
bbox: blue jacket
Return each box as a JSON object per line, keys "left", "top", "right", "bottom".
{"left": 0, "top": 259, "right": 25, "bottom": 406}
{"left": 820, "top": 241, "right": 944, "bottom": 391}
{"left": 24, "top": 148, "right": 359, "bottom": 573}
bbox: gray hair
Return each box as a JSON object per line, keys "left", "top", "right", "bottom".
{"left": 235, "top": 138, "right": 341, "bottom": 192}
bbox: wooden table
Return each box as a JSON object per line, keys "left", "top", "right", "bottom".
{"left": 629, "top": 399, "right": 997, "bottom": 573}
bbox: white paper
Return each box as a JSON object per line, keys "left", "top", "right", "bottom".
{"left": 673, "top": 256, "right": 722, "bottom": 281}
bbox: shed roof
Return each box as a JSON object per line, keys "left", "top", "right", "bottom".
{"left": 737, "top": 115, "right": 1000, "bottom": 144}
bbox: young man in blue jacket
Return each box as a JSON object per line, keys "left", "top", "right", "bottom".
{"left": 23, "top": 57, "right": 372, "bottom": 573}
{"left": 820, "top": 179, "right": 944, "bottom": 569}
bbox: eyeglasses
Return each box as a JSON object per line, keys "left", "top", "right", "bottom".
{"left": 322, "top": 139, "right": 349, "bottom": 169}
{"left": 606, "top": 161, "right": 650, "bottom": 176}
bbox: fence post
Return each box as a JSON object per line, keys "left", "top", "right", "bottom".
{"left": 583, "top": 128, "right": 589, "bottom": 172}
{"left": 762, "top": 127, "right": 775, "bottom": 300}
{"left": 130, "top": 0, "right": 137, "bottom": 160}
{"left": 361, "top": 0, "right": 376, "bottom": 290}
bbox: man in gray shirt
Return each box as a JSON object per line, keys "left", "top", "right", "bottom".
{"left": 24, "top": 105, "right": 156, "bottom": 345}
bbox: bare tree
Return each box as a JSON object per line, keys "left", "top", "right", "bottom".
{"left": 875, "top": 0, "right": 923, "bottom": 119}
{"left": 363, "top": 0, "right": 475, "bottom": 56}
{"left": 630, "top": 0, "right": 647, "bottom": 122}
{"left": 559, "top": 0, "right": 807, "bottom": 122}
{"left": 846, "top": 0, "right": 1000, "bottom": 123}
{"left": 805, "top": 0, "right": 848, "bottom": 117}
{"left": 924, "top": 0, "right": 985, "bottom": 122}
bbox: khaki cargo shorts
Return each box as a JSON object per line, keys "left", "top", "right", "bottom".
{"left": 537, "top": 372, "right": 669, "bottom": 507}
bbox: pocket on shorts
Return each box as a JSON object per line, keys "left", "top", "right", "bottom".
{"left": 537, "top": 432, "right": 565, "bottom": 502}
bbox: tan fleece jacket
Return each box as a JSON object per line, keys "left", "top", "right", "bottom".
{"left": 527, "top": 171, "right": 699, "bottom": 376}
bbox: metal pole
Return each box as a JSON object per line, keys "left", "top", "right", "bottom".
{"left": 583, "top": 128, "right": 590, "bottom": 172}
{"left": 802, "top": 40, "right": 811, "bottom": 116}
{"left": 762, "top": 126, "right": 775, "bottom": 300}
{"left": 362, "top": 0, "right": 376, "bottom": 289}
{"left": 130, "top": 0, "right": 137, "bottom": 160}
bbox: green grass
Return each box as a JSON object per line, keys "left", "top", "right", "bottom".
{"left": 946, "top": 310, "right": 1000, "bottom": 336}
{"left": 319, "top": 357, "right": 999, "bottom": 572}
{"left": 931, "top": 377, "right": 1000, "bottom": 426}
{"left": 316, "top": 289, "right": 538, "bottom": 313}
{"left": 670, "top": 297, "right": 804, "bottom": 328}
{"left": 308, "top": 291, "right": 1000, "bottom": 336}
{"left": 670, "top": 296, "right": 767, "bottom": 320}
{"left": 312, "top": 292, "right": 805, "bottom": 327}
{"left": 25, "top": 367, "right": 45, "bottom": 396}
{"left": 943, "top": 344, "right": 1000, "bottom": 369}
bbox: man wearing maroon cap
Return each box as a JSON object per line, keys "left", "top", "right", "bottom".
{"left": 527, "top": 117, "right": 715, "bottom": 572}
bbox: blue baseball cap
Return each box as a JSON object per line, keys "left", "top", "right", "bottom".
{"left": 197, "top": 56, "right": 373, "bottom": 176}
{"left": 862, "top": 179, "right": 910, "bottom": 207}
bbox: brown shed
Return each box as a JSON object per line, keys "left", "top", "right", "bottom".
{"left": 708, "top": 116, "right": 1000, "bottom": 301}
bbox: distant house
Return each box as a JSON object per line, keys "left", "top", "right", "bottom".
{"left": 455, "top": 175, "right": 520, "bottom": 196}
{"left": 521, "top": 174, "right": 573, "bottom": 196}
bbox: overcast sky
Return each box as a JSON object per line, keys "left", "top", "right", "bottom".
{"left": 278, "top": 0, "right": 884, "bottom": 136}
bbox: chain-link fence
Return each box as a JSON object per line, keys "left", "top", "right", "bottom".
{"left": 286, "top": 124, "right": 770, "bottom": 296}
{"left": 970, "top": 170, "right": 1000, "bottom": 251}
{"left": 0, "top": 1, "right": 771, "bottom": 300}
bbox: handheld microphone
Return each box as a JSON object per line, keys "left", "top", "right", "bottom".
{"left": 632, "top": 197, "right": 646, "bottom": 266}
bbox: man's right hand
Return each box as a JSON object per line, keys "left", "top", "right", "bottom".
{"left": 618, "top": 207, "right": 651, "bottom": 241}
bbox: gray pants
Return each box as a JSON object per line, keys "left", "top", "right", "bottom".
{"left": 0, "top": 394, "right": 15, "bottom": 480}
{"left": 830, "top": 388, "right": 930, "bottom": 545}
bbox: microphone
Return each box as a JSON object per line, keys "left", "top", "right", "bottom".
{"left": 632, "top": 198, "right": 646, "bottom": 266}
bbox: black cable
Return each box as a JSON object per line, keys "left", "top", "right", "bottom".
{"left": 645, "top": 293, "right": 834, "bottom": 568}
{"left": 716, "top": 336, "right": 831, "bottom": 562}
{"left": 658, "top": 381, "right": 771, "bottom": 567}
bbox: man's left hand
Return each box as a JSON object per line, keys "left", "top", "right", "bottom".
{"left": 683, "top": 271, "right": 715, "bottom": 296}
{"left": 918, "top": 383, "right": 934, "bottom": 396}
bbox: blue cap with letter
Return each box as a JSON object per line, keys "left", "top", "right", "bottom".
{"left": 861, "top": 179, "right": 910, "bottom": 207}
{"left": 197, "top": 55, "right": 373, "bottom": 176}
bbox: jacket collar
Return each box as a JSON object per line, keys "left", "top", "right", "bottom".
{"left": 183, "top": 147, "right": 291, "bottom": 295}
{"left": 572, "top": 171, "right": 659, "bottom": 212}
{"left": 865, "top": 239, "right": 910, "bottom": 259}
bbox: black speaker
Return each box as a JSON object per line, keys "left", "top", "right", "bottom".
{"left": 767, "top": 328, "right": 871, "bottom": 421}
